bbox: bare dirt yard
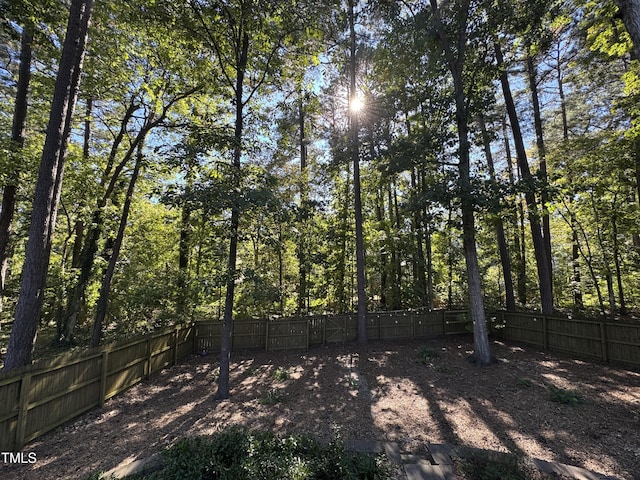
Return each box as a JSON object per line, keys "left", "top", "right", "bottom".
{"left": 2, "top": 335, "right": 639, "bottom": 480}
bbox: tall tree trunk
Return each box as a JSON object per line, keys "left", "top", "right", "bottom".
{"left": 411, "top": 168, "right": 428, "bottom": 306}
{"left": 348, "top": 0, "right": 367, "bottom": 344}
{"left": 526, "top": 54, "right": 553, "bottom": 300}
{"left": 496, "top": 41, "right": 554, "bottom": 315}
{"left": 0, "top": 28, "right": 33, "bottom": 313}
{"left": 216, "top": 32, "right": 249, "bottom": 401}
{"left": 297, "top": 95, "right": 308, "bottom": 315}
{"left": 430, "top": 0, "right": 492, "bottom": 364}
{"left": 555, "top": 47, "right": 584, "bottom": 311}
{"left": 4, "top": 0, "right": 94, "bottom": 371}
{"left": 503, "top": 117, "right": 527, "bottom": 305}
{"left": 614, "top": 0, "right": 640, "bottom": 60}
{"left": 177, "top": 159, "right": 195, "bottom": 317}
{"left": 375, "top": 187, "right": 387, "bottom": 310}
{"left": 62, "top": 100, "right": 140, "bottom": 343}
{"left": 91, "top": 141, "right": 144, "bottom": 347}
{"left": 388, "top": 182, "right": 402, "bottom": 309}
{"left": 478, "top": 114, "right": 516, "bottom": 311}
{"left": 611, "top": 209, "right": 627, "bottom": 315}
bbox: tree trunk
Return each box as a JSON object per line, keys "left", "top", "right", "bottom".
{"left": 496, "top": 41, "right": 554, "bottom": 315}
{"left": 612, "top": 210, "right": 627, "bottom": 315}
{"left": 503, "top": 117, "right": 527, "bottom": 305}
{"left": 614, "top": 0, "right": 640, "bottom": 60}
{"left": 62, "top": 101, "right": 140, "bottom": 343}
{"left": 297, "top": 95, "right": 308, "bottom": 315}
{"left": 91, "top": 142, "right": 144, "bottom": 347}
{"left": 375, "top": 187, "right": 387, "bottom": 310}
{"left": 177, "top": 159, "right": 194, "bottom": 317}
{"left": 526, "top": 55, "right": 553, "bottom": 300}
{"left": 349, "top": 0, "right": 367, "bottom": 344}
{"left": 0, "top": 28, "right": 33, "bottom": 313}
{"left": 4, "top": 0, "right": 94, "bottom": 371}
{"left": 216, "top": 31, "right": 249, "bottom": 401}
{"left": 411, "top": 168, "right": 428, "bottom": 306}
{"left": 430, "top": 0, "right": 492, "bottom": 364}
{"left": 478, "top": 114, "right": 516, "bottom": 311}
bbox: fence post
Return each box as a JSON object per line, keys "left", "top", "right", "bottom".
{"left": 411, "top": 312, "right": 415, "bottom": 339}
{"left": 173, "top": 325, "right": 179, "bottom": 365}
{"left": 600, "top": 322, "right": 608, "bottom": 362}
{"left": 144, "top": 336, "right": 152, "bottom": 379}
{"left": 441, "top": 310, "right": 446, "bottom": 335}
{"left": 15, "top": 373, "right": 31, "bottom": 450}
{"left": 322, "top": 316, "right": 326, "bottom": 345}
{"left": 265, "top": 319, "right": 270, "bottom": 352}
{"left": 306, "top": 319, "right": 310, "bottom": 350}
{"left": 100, "top": 350, "right": 109, "bottom": 406}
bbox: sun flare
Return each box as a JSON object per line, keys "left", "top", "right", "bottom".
{"left": 350, "top": 96, "right": 364, "bottom": 113}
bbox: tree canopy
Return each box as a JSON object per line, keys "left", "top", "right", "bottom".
{"left": 2, "top": 0, "right": 640, "bottom": 372}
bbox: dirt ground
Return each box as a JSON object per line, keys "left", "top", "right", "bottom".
{"left": 1, "top": 336, "right": 639, "bottom": 480}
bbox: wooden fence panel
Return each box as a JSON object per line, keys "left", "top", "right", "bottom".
{"left": 22, "top": 354, "right": 103, "bottom": 445}
{"left": 374, "top": 311, "right": 413, "bottom": 340}
{"left": 0, "top": 377, "right": 21, "bottom": 451}
{"left": 195, "top": 321, "right": 221, "bottom": 354}
{"left": 267, "top": 320, "right": 308, "bottom": 351}
{"left": 104, "top": 340, "right": 148, "bottom": 401}
{"left": 499, "top": 312, "right": 545, "bottom": 347}
{"left": 413, "top": 311, "right": 446, "bottom": 338}
{"left": 233, "top": 321, "right": 267, "bottom": 349}
{"left": 546, "top": 317, "right": 603, "bottom": 360}
{"left": 0, "top": 324, "right": 194, "bottom": 451}
{"left": 605, "top": 323, "right": 640, "bottom": 366}
{"left": 443, "top": 310, "right": 473, "bottom": 334}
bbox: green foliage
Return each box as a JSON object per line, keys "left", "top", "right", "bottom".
{"left": 417, "top": 346, "right": 440, "bottom": 364}
{"left": 259, "top": 387, "right": 287, "bottom": 404}
{"left": 145, "top": 427, "right": 392, "bottom": 480}
{"left": 548, "top": 384, "right": 583, "bottom": 406}
{"left": 272, "top": 366, "right": 291, "bottom": 381}
{"left": 516, "top": 377, "right": 534, "bottom": 388}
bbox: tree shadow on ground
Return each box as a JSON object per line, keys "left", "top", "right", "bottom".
{"left": 2, "top": 336, "right": 639, "bottom": 480}
{"left": 360, "top": 337, "right": 640, "bottom": 480}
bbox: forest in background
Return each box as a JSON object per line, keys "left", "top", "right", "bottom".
{"left": 1, "top": 0, "right": 640, "bottom": 371}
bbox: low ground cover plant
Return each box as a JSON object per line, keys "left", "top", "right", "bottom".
{"left": 120, "top": 426, "right": 392, "bottom": 480}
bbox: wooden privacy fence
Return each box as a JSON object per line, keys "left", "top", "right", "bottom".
{"left": 194, "top": 309, "right": 471, "bottom": 353}
{"left": 3, "top": 308, "right": 639, "bottom": 452}
{"left": 490, "top": 311, "right": 640, "bottom": 368}
{"left": 0, "top": 324, "right": 194, "bottom": 451}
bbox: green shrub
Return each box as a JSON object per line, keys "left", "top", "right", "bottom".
{"left": 144, "top": 427, "right": 392, "bottom": 480}
{"left": 548, "top": 384, "right": 583, "bottom": 406}
{"left": 272, "top": 366, "right": 291, "bottom": 381}
{"left": 417, "top": 346, "right": 440, "bottom": 364}
{"left": 259, "top": 388, "right": 287, "bottom": 404}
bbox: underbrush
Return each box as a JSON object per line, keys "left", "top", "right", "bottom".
{"left": 96, "top": 426, "right": 392, "bottom": 480}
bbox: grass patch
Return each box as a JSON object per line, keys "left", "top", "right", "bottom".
{"left": 126, "top": 426, "right": 392, "bottom": 480}
{"left": 548, "top": 384, "right": 583, "bottom": 406}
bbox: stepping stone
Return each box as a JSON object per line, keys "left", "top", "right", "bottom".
{"left": 405, "top": 463, "right": 456, "bottom": 480}
{"left": 532, "top": 458, "right": 617, "bottom": 480}
{"left": 346, "top": 440, "right": 403, "bottom": 463}
{"left": 426, "top": 443, "right": 454, "bottom": 465}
